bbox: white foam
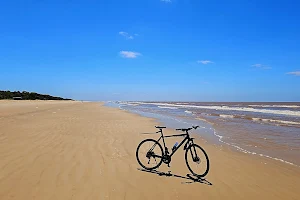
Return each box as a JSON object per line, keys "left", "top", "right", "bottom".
{"left": 252, "top": 117, "right": 261, "bottom": 121}
{"left": 158, "top": 106, "right": 178, "bottom": 109}
{"left": 116, "top": 102, "right": 299, "bottom": 167}
{"left": 125, "top": 103, "right": 140, "bottom": 106}
{"left": 269, "top": 119, "right": 300, "bottom": 125}
{"left": 184, "top": 110, "right": 193, "bottom": 114}
{"left": 212, "top": 130, "right": 298, "bottom": 167}
{"left": 249, "top": 105, "right": 300, "bottom": 108}
{"left": 132, "top": 102, "right": 300, "bottom": 117}
{"left": 220, "top": 114, "right": 234, "bottom": 118}
{"left": 251, "top": 118, "right": 300, "bottom": 126}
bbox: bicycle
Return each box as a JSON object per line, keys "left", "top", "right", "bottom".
{"left": 136, "top": 126, "right": 210, "bottom": 177}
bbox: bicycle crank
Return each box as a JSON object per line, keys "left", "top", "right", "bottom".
{"left": 162, "top": 155, "right": 171, "bottom": 167}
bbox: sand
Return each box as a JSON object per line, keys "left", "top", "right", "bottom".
{"left": 0, "top": 101, "right": 299, "bottom": 200}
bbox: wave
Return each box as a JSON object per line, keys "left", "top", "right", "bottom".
{"left": 184, "top": 110, "right": 193, "bottom": 114}
{"left": 126, "top": 103, "right": 140, "bottom": 106}
{"left": 209, "top": 113, "right": 300, "bottom": 127}
{"left": 158, "top": 106, "right": 178, "bottom": 109}
{"left": 250, "top": 118, "right": 300, "bottom": 126}
{"left": 212, "top": 130, "right": 298, "bottom": 166}
{"left": 249, "top": 105, "right": 300, "bottom": 108}
{"left": 133, "top": 102, "right": 300, "bottom": 117}
{"left": 252, "top": 117, "right": 261, "bottom": 121}
{"left": 117, "top": 102, "right": 141, "bottom": 106}
{"left": 268, "top": 119, "right": 300, "bottom": 125}
{"left": 214, "top": 114, "right": 300, "bottom": 126}
{"left": 219, "top": 114, "right": 234, "bottom": 118}
{"left": 115, "top": 102, "right": 299, "bottom": 167}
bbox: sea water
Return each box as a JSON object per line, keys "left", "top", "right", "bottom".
{"left": 105, "top": 101, "right": 300, "bottom": 166}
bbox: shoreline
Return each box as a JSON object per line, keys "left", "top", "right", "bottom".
{"left": 0, "top": 101, "right": 299, "bottom": 199}
{"left": 106, "top": 102, "right": 300, "bottom": 168}
{"left": 107, "top": 102, "right": 300, "bottom": 167}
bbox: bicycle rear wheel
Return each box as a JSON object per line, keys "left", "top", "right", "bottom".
{"left": 136, "top": 139, "right": 163, "bottom": 170}
{"left": 185, "top": 144, "right": 209, "bottom": 177}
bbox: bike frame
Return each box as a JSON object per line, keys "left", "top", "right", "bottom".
{"left": 137, "top": 126, "right": 209, "bottom": 177}
{"left": 155, "top": 129, "right": 194, "bottom": 157}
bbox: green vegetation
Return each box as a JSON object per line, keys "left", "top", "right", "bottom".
{"left": 0, "top": 90, "right": 72, "bottom": 100}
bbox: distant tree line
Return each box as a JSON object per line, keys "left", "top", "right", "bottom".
{"left": 0, "top": 90, "right": 72, "bottom": 100}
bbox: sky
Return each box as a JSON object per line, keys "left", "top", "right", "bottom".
{"left": 0, "top": 0, "right": 300, "bottom": 101}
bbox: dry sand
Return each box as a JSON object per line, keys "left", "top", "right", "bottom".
{"left": 0, "top": 101, "right": 299, "bottom": 200}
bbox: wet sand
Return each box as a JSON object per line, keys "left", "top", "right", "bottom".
{"left": 0, "top": 101, "right": 300, "bottom": 199}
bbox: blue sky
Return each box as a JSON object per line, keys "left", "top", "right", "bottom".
{"left": 1, "top": 0, "right": 299, "bottom": 101}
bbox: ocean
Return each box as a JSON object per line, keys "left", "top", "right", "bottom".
{"left": 105, "top": 101, "right": 300, "bottom": 166}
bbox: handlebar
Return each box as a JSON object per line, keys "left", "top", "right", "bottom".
{"left": 155, "top": 126, "right": 166, "bottom": 129}
{"left": 176, "top": 126, "right": 199, "bottom": 131}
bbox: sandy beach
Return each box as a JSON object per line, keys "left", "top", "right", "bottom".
{"left": 0, "top": 101, "right": 299, "bottom": 200}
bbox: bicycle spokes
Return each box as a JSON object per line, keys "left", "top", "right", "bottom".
{"left": 185, "top": 144, "right": 209, "bottom": 177}
{"left": 136, "top": 139, "right": 163, "bottom": 170}
{"left": 191, "top": 147, "right": 200, "bottom": 163}
{"left": 154, "top": 156, "right": 158, "bottom": 164}
{"left": 146, "top": 151, "right": 158, "bottom": 164}
{"left": 194, "top": 156, "right": 200, "bottom": 163}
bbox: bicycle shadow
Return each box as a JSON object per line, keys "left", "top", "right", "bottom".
{"left": 137, "top": 168, "right": 213, "bottom": 185}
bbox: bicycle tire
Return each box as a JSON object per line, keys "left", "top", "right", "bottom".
{"left": 136, "top": 139, "right": 163, "bottom": 170}
{"left": 185, "top": 143, "right": 209, "bottom": 177}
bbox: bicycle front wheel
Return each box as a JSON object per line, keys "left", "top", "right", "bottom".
{"left": 185, "top": 144, "right": 209, "bottom": 177}
{"left": 136, "top": 139, "right": 163, "bottom": 170}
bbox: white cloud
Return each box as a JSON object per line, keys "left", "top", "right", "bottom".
{"left": 119, "top": 31, "right": 134, "bottom": 40}
{"left": 287, "top": 71, "right": 300, "bottom": 76}
{"left": 252, "top": 64, "right": 272, "bottom": 70}
{"left": 120, "top": 51, "right": 141, "bottom": 58}
{"left": 197, "top": 60, "right": 213, "bottom": 64}
{"left": 161, "top": 0, "right": 172, "bottom": 2}
{"left": 252, "top": 64, "right": 263, "bottom": 68}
